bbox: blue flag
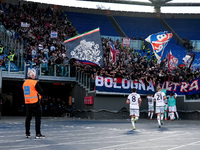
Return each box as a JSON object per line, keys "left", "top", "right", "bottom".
{"left": 145, "top": 31, "right": 173, "bottom": 61}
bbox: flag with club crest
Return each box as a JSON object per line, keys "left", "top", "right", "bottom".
{"left": 145, "top": 31, "right": 173, "bottom": 62}
{"left": 64, "top": 28, "right": 103, "bottom": 67}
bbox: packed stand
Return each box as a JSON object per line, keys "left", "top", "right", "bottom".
{"left": 0, "top": 2, "right": 199, "bottom": 99}
{"left": 74, "top": 37, "right": 200, "bottom": 99}
{"left": 0, "top": 1, "right": 77, "bottom": 75}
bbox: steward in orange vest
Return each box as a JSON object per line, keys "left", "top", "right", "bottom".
{"left": 23, "top": 79, "right": 41, "bottom": 104}
{"left": 22, "top": 70, "right": 45, "bottom": 139}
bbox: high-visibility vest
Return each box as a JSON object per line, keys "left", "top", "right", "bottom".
{"left": 0, "top": 47, "right": 3, "bottom": 53}
{"left": 135, "top": 51, "right": 138, "bottom": 56}
{"left": 195, "top": 71, "right": 198, "bottom": 74}
{"left": 147, "top": 48, "right": 150, "bottom": 53}
{"left": 142, "top": 41, "right": 145, "bottom": 50}
{"left": 142, "top": 45, "right": 145, "bottom": 50}
{"left": 22, "top": 79, "right": 39, "bottom": 104}
{"left": 8, "top": 54, "right": 14, "bottom": 61}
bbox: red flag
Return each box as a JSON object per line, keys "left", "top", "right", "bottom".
{"left": 110, "top": 42, "right": 116, "bottom": 63}
{"left": 168, "top": 52, "right": 178, "bottom": 71}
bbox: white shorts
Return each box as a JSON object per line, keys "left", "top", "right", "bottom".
{"left": 148, "top": 105, "right": 154, "bottom": 111}
{"left": 130, "top": 109, "right": 139, "bottom": 117}
{"left": 156, "top": 106, "right": 165, "bottom": 114}
{"left": 174, "top": 105, "right": 177, "bottom": 112}
{"left": 169, "top": 106, "right": 176, "bottom": 112}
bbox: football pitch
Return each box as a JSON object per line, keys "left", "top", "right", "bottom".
{"left": 0, "top": 117, "right": 200, "bottom": 150}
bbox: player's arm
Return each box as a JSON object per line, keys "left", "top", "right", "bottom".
{"left": 139, "top": 98, "right": 142, "bottom": 107}
{"left": 174, "top": 93, "right": 177, "bottom": 98}
{"left": 126, "top": 99, "right": 130, "bottom": 104}
{"left": 154, "top": 94, "right": 156, "bottom": 102}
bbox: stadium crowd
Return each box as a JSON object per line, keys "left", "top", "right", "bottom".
{"left": 0, "top": 1, "right": 76, "bottom": 75}
{"left": 76, "top": 37, "right": 200, "bottom": 81}
{"left": 75, "top": 37, "right": 200, "bottom": 99}
{"left": 0, "top": 1, "right": 199, "bottom": 102}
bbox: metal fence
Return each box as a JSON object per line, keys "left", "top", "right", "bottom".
{"left": 76, "top": 70, "right": 95, "bottom": 91}
{"left": 0, "top": 25, "right": 24, "bottom": 71}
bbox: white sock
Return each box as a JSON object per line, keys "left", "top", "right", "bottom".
{"left": 169, "top": 113, "right": 173, "bottom": 120}
{"left": 135, "top": 116, "right": 139, "bottom": 121}
{"left": 161, "top": 114, "right": 164, "bottom": 121}
{"left": 157, "top": 115, "right": 161, "bottom": 126}
{"left": 150, "top": 112, "right": 153, "bottom": 119}
{"left": 175, "top": 112, "right": 179, "bottom": 118}
{"left": 172, "top": 113, "right": 174, "bottom": 120}
{"left": 131, "top": 118, "right": 135, "bottom": 127}
{"left": 148, "top": 112, "right": 151, "bottom": 117}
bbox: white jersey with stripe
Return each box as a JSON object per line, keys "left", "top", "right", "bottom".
{"left": 154, "top": 91, "right": 165, "bottom": 107}
{"left": 147, "top": 96, "right": 154, "bottom": 106}
{"left": 127, "top": 93, "right": 141, "bottom": 109}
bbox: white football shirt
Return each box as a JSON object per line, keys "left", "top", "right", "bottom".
{"left": 127, "top": 93, "right": 141, "bottom": 109}
{"left": 154, "top": 91, "right": 165, "bottom": 107}
{"left": 147, "top": 96, "right": 154, "bottom": 106}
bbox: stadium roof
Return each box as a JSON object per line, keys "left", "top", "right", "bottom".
{"left": 22, "top": 0, "right": 200, "bottom": 14}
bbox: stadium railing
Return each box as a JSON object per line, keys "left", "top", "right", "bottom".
{"left": 76, "top": 70, "right": 94, "bottom": 91}
{"left": 0, "top": 25, "right": 24, "bottom": 71}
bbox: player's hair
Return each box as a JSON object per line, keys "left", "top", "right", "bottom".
{"left": 132, "top": 88, "right": 137, "bottom": 92}
{"left": 28, "top": 70, "right": 35, "bottom": 78}
{"left": 157, "top": 86, "right": 161, "bottom": 91}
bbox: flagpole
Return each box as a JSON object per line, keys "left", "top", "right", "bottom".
{"left": 167, "top": 52, "right": 169, "bottom": 72}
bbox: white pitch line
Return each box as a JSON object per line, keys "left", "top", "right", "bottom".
{"left": 0, "top": 139, "right": 27, "bottom": 144}
{"left": 92, "top": 132, "right": 189, "bottom": 150}
{"left": 104, "top": 145, "right": 179, "bottom": 150}
{"left": 10, "top": 134, "right": 129, "bottom": 150}
{"left": 167, "top": 140, "right": 200, "bottom": 150}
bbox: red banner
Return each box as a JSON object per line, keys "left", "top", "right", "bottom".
{"left": 84, "top": 96, "right": 93, "bottom": 105}
{"left": 122, "top": 37, "right": 130, "bottom": 47}
{"left": 168, "top": 53, "right": 178, "bottom": 71}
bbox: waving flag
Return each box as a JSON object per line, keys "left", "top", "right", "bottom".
{"left": 64, "top": 28, "right": 103, "bottom": 67}
{"left": 110, "top": 42, "right": 116, "bottom": 63}
{"left": 70, "top": 58, "right": 101, "bottom": 69}
{"left": 167, "top": 50, "right": 178, "bottom": 72}
{"left": 182, "top": 53, "right": 195, "bottom": 68}
{"left": 145, "top": 31, "right": 173, "bottom": 62}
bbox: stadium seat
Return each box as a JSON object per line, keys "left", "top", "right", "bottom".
{"left": 64, "top": 11, "right": 119, "bottom": 36}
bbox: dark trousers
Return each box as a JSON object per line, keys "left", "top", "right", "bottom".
{"left": 25, "top": 101, "right": 42, "bottom": 135}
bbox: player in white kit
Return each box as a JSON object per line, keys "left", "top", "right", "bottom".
{"left": 154, "top": 86, "right": 166, "bottom": 128}
{"left": 126, "top": 88, "right": 142, "bottom": 130}
{"left": 147, "top": 94, "right": 154, "bottom": 120}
